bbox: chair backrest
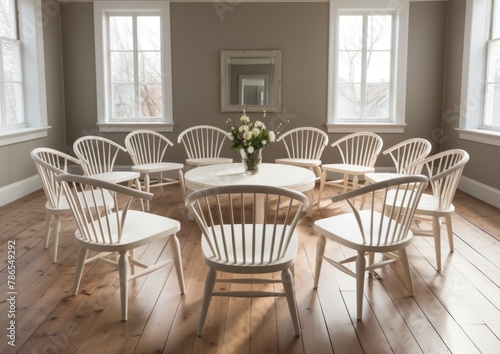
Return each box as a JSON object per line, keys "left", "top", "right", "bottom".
{"left": 276, "top": 127, "right": 329, "bottom": 160}
{"left": 384, "top": 138, "right": 432, "bottom": 174}
{"left": 332, "top": 175, "right": 428, "bottom": 246}
{"left": 177, "top": 125, "right": 229, "bottom": 160}
{"left": 125, "top": 130, "right": 174, "bottom": 165}
{"left": 185, "top": 185, "right": 309, "bottom": 264}
{"left": 31, "top": 147, "right": 81, "bottom": 209}
{"left": 73, "top": 136, "right": 128, "bottom": 176}
{"left": 56, "top": 173, "right": 152, "bottom": 245}
{"left": 406, "top": 149, "right": 469, "bottom": 210}
{"left": 330, "top": 132, "right": 383, "bottom": 167}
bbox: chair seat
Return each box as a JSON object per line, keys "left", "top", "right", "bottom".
{"left": 89, "top": 171, "right": 140, "bottom": 184}
{"left": 201, "top": 224, "right": 298, "bottom": 274}
{"left": 322, "top": 163, "right": 375, "bottom": 175}
{"left": 132, "top": 162, "right": 184, "bottom": 174}
{"left": 365, "top": 172, "right": 404, "bottom": 184}
{"left": 187, "top": 157, "right": 233, "bottom": 166}
{"left": 45, "top": 189, "right": 114, "bottom": 213}
{"left": 75, "top": 210, "right": 181, "bottom": 252}
{"left": 387, "top": 190, "right": 455, "bottom": 216}
{"left": 275, "top": 158, "right": 322, "bottom": 168}
{"left": 314, "top": 210, "right": 413, "bottom": 253}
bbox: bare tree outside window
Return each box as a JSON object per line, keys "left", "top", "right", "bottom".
{"left": 337, "top": 13, "right": 392, "bottom": 121}
{"left": 108, "top": 14, "right": 162, "bottom": 121}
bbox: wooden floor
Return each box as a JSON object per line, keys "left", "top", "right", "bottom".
{"left": 1, "top": 184, "right": 500, "bottom": 354}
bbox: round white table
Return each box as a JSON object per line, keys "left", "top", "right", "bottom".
{"left": 185, "top": 163, "right": 316, "bottom": 219}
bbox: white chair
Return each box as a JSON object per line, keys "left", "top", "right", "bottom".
{"left": 364, "top": 138, "right": 432, "bottom": 184}
{"left": 185, "top": 185, "right": 309, "bottom": 336}
{"left": 318, "top": 132, "right": 383, "bottom": 202}
{"left": 314, "top": 175, "right": 428, "bottom": 320}
{"left": 73, "top": 136, "right": 141, "bottom": 186}
{"left": 275, "top": 127, "right": 329, "bottom": 181}
{"left": 177, "top": 125, "right": 233, "bottom": 169}
{"left": 31, "top": 147, "right": 114, "bottom": 263}
{"left": 57, "top": 173, "right": 185, "bottom": 321}
{"left": 386, "top": 149, "right": 469, "bottom": 271}
{"left": 125, "top": 130, "right": 185, "bottom": 211}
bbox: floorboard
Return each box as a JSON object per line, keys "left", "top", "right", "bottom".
{"left": 1, "top": 186, "right": 499, "bottom": 353}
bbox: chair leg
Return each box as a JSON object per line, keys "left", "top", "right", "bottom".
{"left": 355, "top": 251, "right": 366, "bottom": 320}
{"left": 169, "top": 234, "right": 185, "bottom": 294}
{"left": 129, "top": 249, "right": 136, "bottom": 275}
{"left": 399, "top": 248, "right": 414, "bottom": 296}
{"left": 144, "top": 174, "right": 150, "bottom": 212}
{"left": 318, "top": 170, "right": 327, "bottom": 202}
{"left": 314, "top": 234, "right": 326, "bottom": 288}
{"left": 73, "top": 247, "right": 89, "bottom": 295}
{"left": 432, "top": 217, "right": 442, "bottom": 271}
{"left": 197, "top": 268, "right": 216, "bottom": 337}
{"left": 282, "top": 268, "right": 301, "bottom": 336}
{"left": 178, "top": 169, "right": 185, "bottom": 198}
{"left": 368, "top": 253, "right": 375, "bottom": 278}
{"left": 51, "top": 215, "right": 62, "bottom": 263}
{"left": 44, "top": 211, "right": 52, "bottom": 249}
{"left": 445, "top": 215, "right": 454, "bottom": 252}
{"left": 118, "top": 250, "right": 130, "bottom": 321}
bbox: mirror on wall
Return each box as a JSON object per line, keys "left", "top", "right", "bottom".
{"left": 220, "top": 50, "right": 282, "bottom": 112}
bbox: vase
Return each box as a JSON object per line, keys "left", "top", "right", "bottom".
{"left": 240, "top": 149, "right": 262, "bottom": 175}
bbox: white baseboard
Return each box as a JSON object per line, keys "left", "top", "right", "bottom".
{"left": 0, "top": 175, "right": 42, "bottom": 207}
{"left": 458, "top": 176, "right": 500, "bottom": 209}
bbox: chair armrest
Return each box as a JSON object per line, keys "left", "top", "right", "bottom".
{"left": 57, "top": 173, "right": 154, "bottom": 201}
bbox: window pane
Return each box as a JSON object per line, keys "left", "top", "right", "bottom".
{"left": 367, "top": 15, "right": 392, "bottom": 50}
{"left": 0, "top": 0, "right": 15, "bottom": 38}
{"left": 111, "top": 52, "right": 134, "bottom": 83}
{"left": 140, "top": 84, "right": 162, "bottom": 117}
{"left": 137, "top": 16, "right": 161, "bottom": 51}
{"left": 139, "top": 52, "right": 161, "bottom": 83}
{"left": 109, "top": 16, "right": 133, "bottom": 51}
{"left": 5, "top": 82, "right": 24, "bottom": 125}
{"left": 338, "top": 15, "right": 362, "bottom": 50}
{"left": 112, "top": 84, "right": 134, "bottom": 118}
{"left": 338, "top": 51, "right": 361, "bottom": 83}
{"left": 3, "top": 41, "right": 22, "bottom": 81}
{"left": 366, "top": 83, "right": 390, "bottom": 118}
{"left": 337, "top": 84, "right": 361, "bottom": 118}
{"left": 366, "top": 51, "right": 391, "bottom": 83}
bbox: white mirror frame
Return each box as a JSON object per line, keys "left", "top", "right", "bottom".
{"left": 221, "top": 50, "right": 282, "bottom": 112}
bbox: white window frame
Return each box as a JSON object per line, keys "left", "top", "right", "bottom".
{"left": 94, "top": 1, "right": 174, "bottom": 133}
{"left": 326, "top": 0, "right": 409, "bottom": 133}
{"left": 0, "top": 0, "right": 50, "bottom": 147}
{"left": 458, "top": 0, "right": 500, "bottom": 146}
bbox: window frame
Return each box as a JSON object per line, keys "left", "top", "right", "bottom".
{"left": 458, "top": 0, "right": 500, "bottom": 146}
{"left": 0, "top": 0, "right": 50, "bottom": 147}
{"left": 94, "top": 1, "right": 174, "bottom": 133}
{"left": 326, "top": 0, "right": 409, "bottom": 133}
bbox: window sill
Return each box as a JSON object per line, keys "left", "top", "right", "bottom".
{"left": 97, "top": 122, "right": 174, "bottom": 133}
{"left": 326, "top": 123, "right": 406, "bottom": 134}
{"left": 456, "top": 128, "right": 500, "bottom": 147}
{"left": 0, "top": 126, "right": 51, "bottom": 147}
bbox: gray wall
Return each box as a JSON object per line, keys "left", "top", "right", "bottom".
{"left": 442, "top": 0, "right": 500, "bottom": 190}
{"left": 0, "top": 0, "right": 66, "bottom": 189}
{"left": 60, "top": 1, "right": 447, "bottom": 169}
{"left": 7, "top": 1, "right": 496, "bottom": 199}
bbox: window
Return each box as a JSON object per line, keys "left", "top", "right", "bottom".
{"left": 0, "top": 0, "right": 49, "bottom": 146}
{"left": 327, "top": 0, "right": 409, "bottom": 133}
{"left": 459, "top": 0, "right": 500, "bottom": 146}
{"left": 0, "top": 0, "right": 23, "bottom": 129}
{"left": 483, "top": 0, "right": 500, "bottom": 131}
{"left": 94, "top": 1, "right": 173, "bottom": 132}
